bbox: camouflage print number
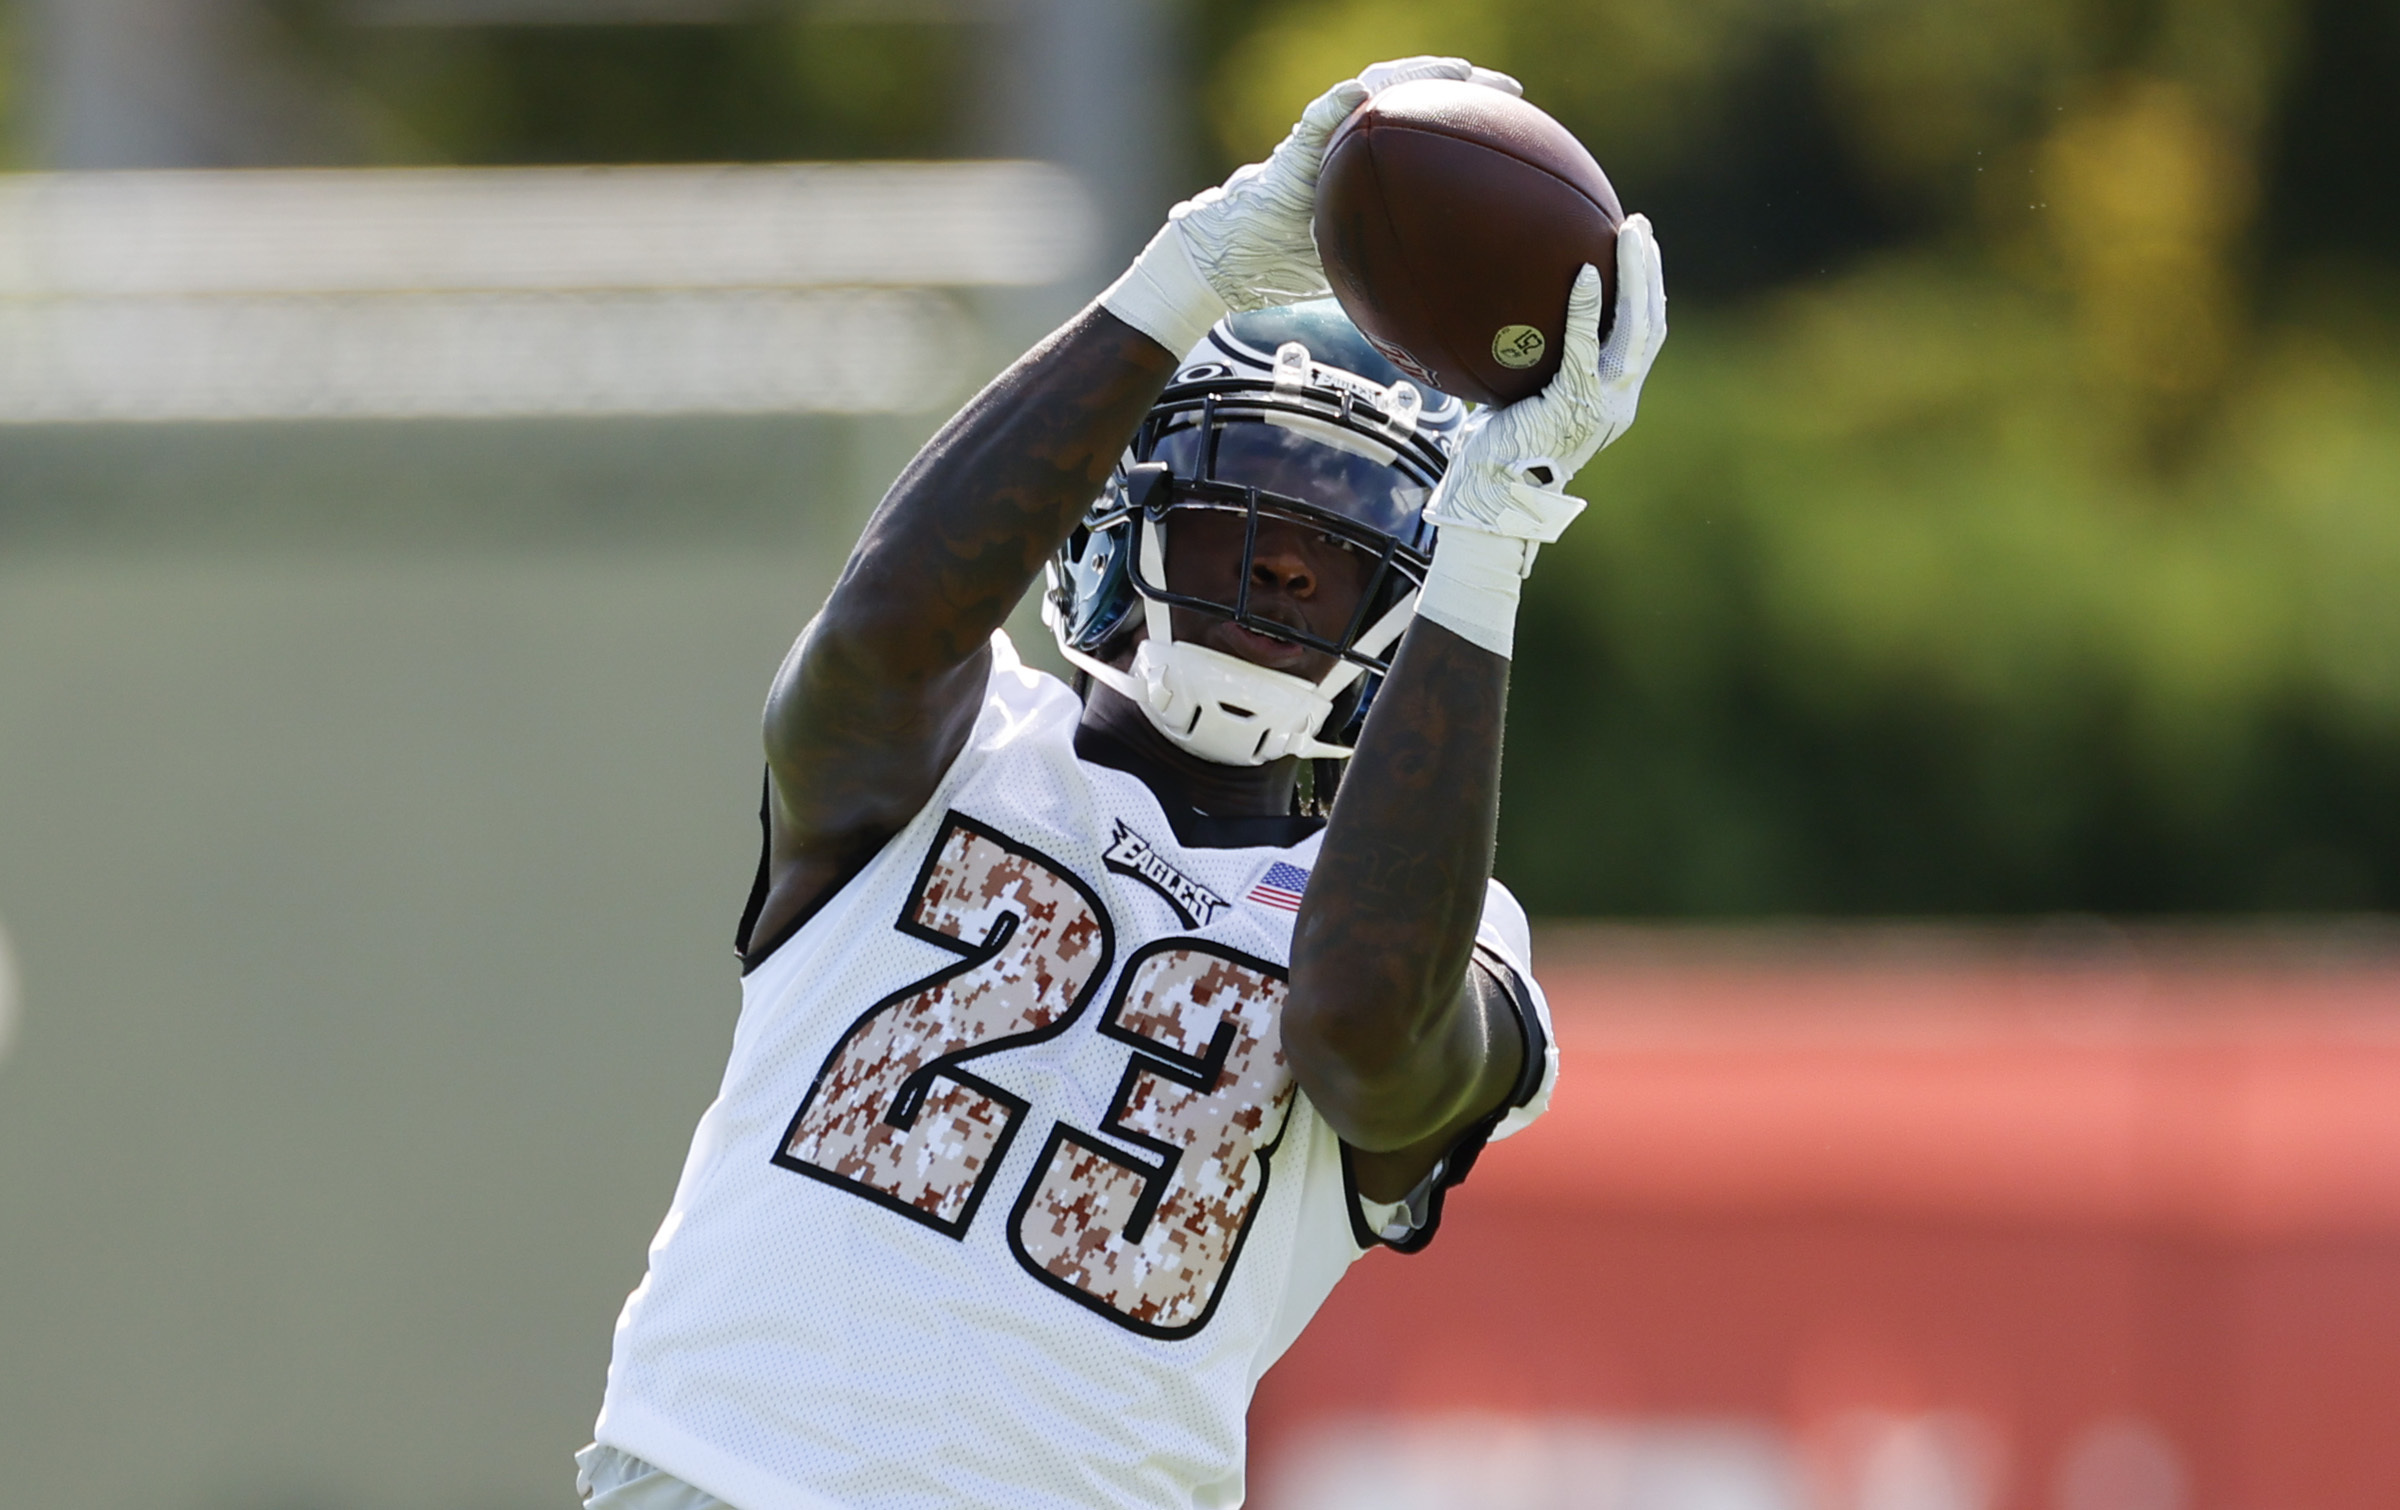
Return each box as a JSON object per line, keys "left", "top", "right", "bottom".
{"left": 773, "top": 814, "right": 1112, "bottom": 1236}
{"left": 1008, "top": 940, "right": 1297, "bottom": 1337}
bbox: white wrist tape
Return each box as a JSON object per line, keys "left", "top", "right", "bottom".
{"left": 1099, "top": 220, "right": 1227, "bottom": 359}
{"left": 1414, "top": 524, "right": 1537, "bottom": 660}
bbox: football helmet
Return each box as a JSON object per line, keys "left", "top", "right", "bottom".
{"left": 1044, "top": 300, "right": 1465, "bottom": 766}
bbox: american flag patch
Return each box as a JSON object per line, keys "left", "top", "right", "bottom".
{"left": 1246, "top": 861, "right": 1310, "bottom": 912}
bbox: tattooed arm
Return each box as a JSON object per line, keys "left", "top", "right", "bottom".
{"left": 1284, "top": 223, "right": 1667, "bottom": 1197}
{"left": 1284, "top": 620, "right": 1525, "bottom": 1200}
{"left": 750, "top": 308, "right": 1178, "bottom": 950}
{"left": 745, "top": 57, "right": 1481, "bottom": 951}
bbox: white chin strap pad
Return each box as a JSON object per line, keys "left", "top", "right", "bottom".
{"left": 1135, "top": 639, "right": 1342, "bottom": 766}
{"left": 1058, "top": 633, "right": 1350, "bottom": 766}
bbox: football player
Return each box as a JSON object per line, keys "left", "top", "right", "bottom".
{"left": 580, "top": 55, "right": 1666, "bottom": 1510}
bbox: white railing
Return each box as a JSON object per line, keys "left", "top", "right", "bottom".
{"left": 0, "top": 162, "right": 1096, "bottom": 421}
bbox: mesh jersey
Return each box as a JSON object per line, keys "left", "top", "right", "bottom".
{"left": 594, "top": 632, "right": 1559, "bottom": 1510}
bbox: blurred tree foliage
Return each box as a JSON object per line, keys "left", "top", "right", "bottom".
{"left": 0, "top": 3, "right": 22, "bottom": 168}
{"left": 1198, "top": 0, "right": 2400, "bottom": 914}
{"left": 244, "top": 0, "right": 2400, "bottom": 914}
{"left": 288, "top": 9, "right": 984, "bottom": 164}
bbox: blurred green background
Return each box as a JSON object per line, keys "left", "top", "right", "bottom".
{"left": 1, "top": 2, "right": 2397, "bottom": 1508}
{"left": 332, "top": 0, "right": 2400, "bottom": 915}
{"left": 6, "top": 0, "right": 2397, "bottom": 916}
{"left": 1196, "top": 0, "right": 2400, "bottom": 916}
{"left": 167, "top": 0, "right": 2400, "bottom": 915}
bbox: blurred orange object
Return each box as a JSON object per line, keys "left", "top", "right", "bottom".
{"left": 1249, "top": 927, "right": 2400, "bottom": 1510}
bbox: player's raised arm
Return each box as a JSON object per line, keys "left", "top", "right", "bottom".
{"left": 753, "top": 311, "right": 1174, "bottom": 932}
{"left": 756, "top": 85, "right": 1345, "bottom": 934}
{"left": 1287, "top": 221, "right": 1668, "bottom": 1169}
{"left": 753, "top": 61, "right": 1502, "bottom": 943}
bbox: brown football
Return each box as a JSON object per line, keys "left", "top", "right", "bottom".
{"left": 1314, "top": 80, "right": 1622, "bottom": 406}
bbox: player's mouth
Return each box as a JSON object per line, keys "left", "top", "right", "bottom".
{"left": 1213, "top": 618, "right": 1317, "bottom": 674}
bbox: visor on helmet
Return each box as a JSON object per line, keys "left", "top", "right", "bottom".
{"left": 1151, "top": 413, "right": 1436, "bottom": 550}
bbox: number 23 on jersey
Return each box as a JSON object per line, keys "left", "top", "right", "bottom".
{"left": 773, "top": 813, "right": 1300, "bottom": 1338}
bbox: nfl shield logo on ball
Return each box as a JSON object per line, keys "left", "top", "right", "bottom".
{"left": 1491, "top": 324, "right": 1546, "bottom": 369}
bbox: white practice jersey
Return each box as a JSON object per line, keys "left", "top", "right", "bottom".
{"left": 595, "top": 632, "right": 1558, "bottom": 1510}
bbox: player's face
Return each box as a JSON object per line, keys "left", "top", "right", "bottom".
{"left": 1161, "top": 507, "right": 1379, "bottom": 681}
{"left": 1138, "top": 415, "right": 1429, "bottom": 682}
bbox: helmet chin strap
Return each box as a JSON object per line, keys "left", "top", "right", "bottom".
{"left": 1047, "top": 516, "right": 1419, "bottom": 768}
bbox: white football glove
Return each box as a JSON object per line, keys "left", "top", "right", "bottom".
{"left": 1101, "top": 57, "right": 1522, "bottom": 356}
{"left": 1415, "top": 214, "right": 1667, "bottom": 659}
{"left": 1426, "top": 213, "right": 1667, "bottom": 542}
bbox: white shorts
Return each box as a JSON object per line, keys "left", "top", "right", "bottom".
{"left": 576, "top": 1443, "right": 737, "bottom": 1510}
